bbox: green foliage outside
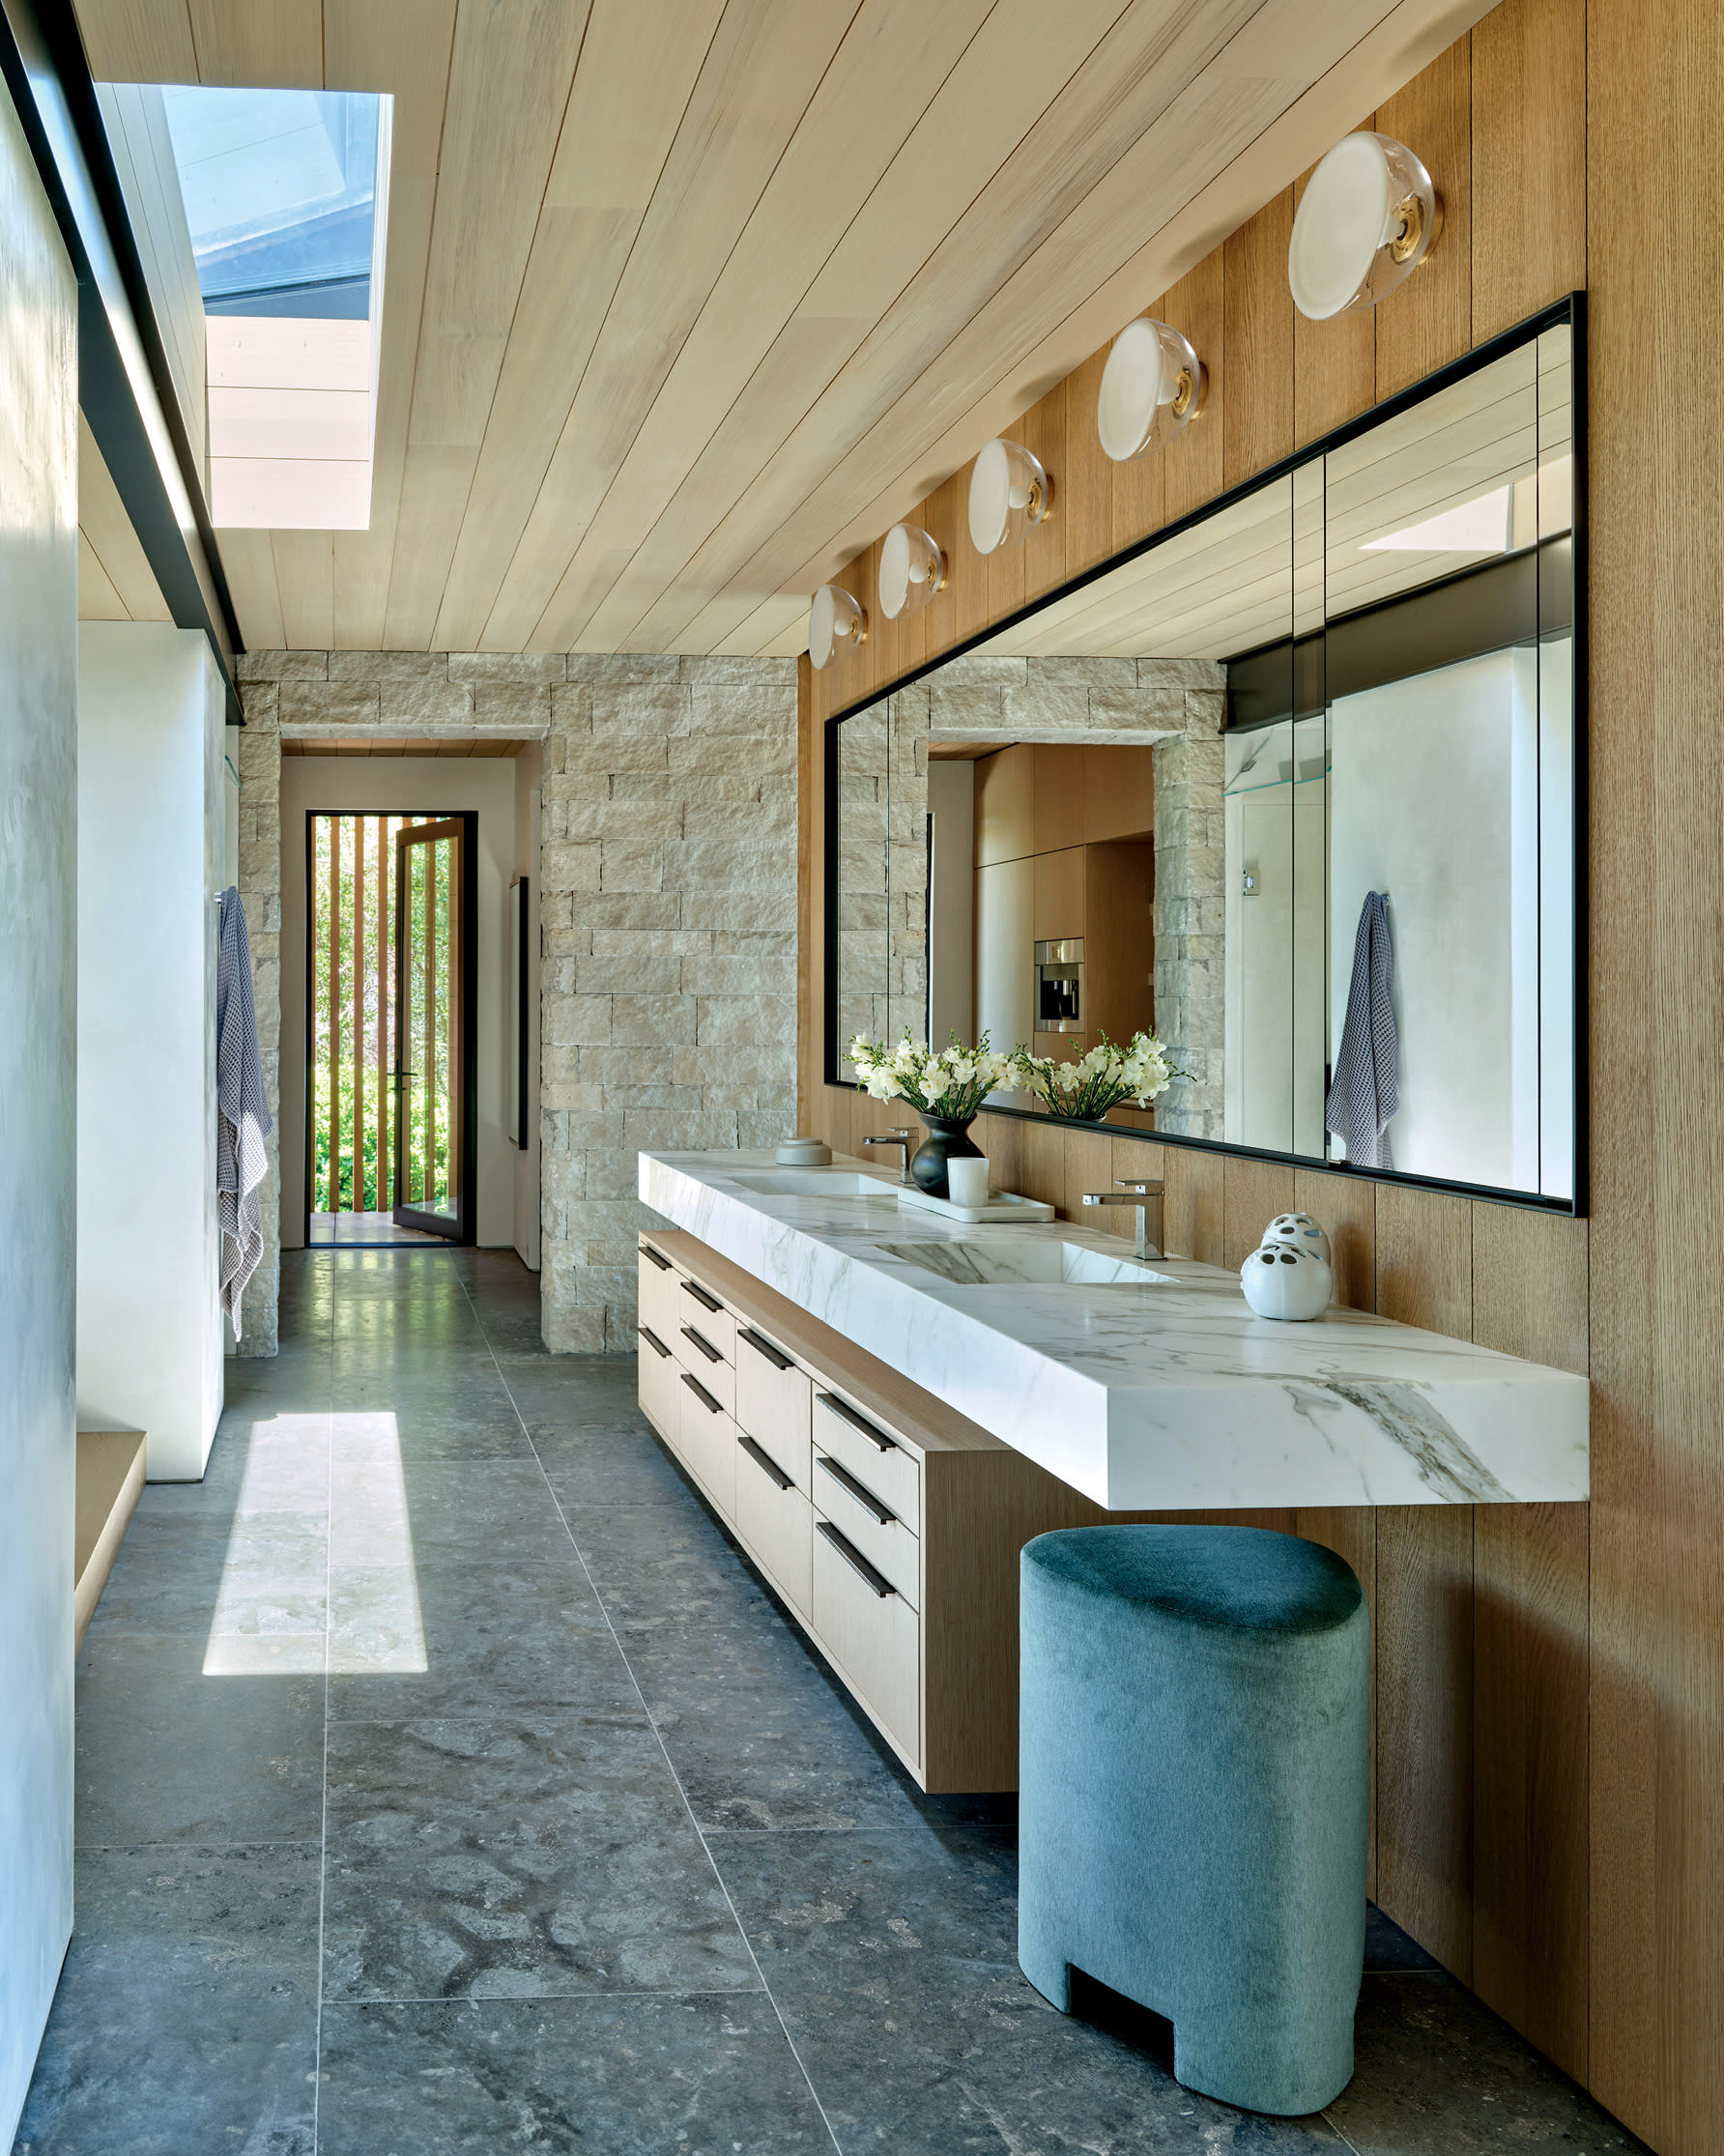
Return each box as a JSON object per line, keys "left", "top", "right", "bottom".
{"left": 311, "top": 816, "right": 452, "bottom": 1215}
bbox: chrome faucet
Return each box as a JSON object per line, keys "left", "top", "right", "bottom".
{"left": 1080, "top": 1179, "right": 1164, "bottom": 1259}
{"left": 862, "top": 1128, "right": 915, "bottom": 1186}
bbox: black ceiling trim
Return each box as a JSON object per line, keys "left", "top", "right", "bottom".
{"left": 0, "top": 0, "right": 246, "bottom": 722}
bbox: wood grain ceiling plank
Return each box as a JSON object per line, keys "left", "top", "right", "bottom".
{"left": 476, "top": 0, "right": 863, "bottom": 653}
{"left": 382, "top": 444, "right": 480, "bottom": 647}
{"left": 324, "top": 0, "right": 456, "bottom": 180}
{"left": 78, "top": 412, "right": 173, "bottom": 620}
{"left": 72, "top": 0, "right": 199, "bottom": 83}
{"left": 216, "top": 528, "right": 286, "bottom": 646}
{"left": 526, "top": 0, "right": 1000, "bottom": 652}
{"left": 651, "top": 0, "right": 1475, "bottom": 655}
{"left": 78, "top": 530, "right": 130, "bottom": 619}
{"left": 428, "top": 0, "right": 725, "bottom": 651}
{"left": 272, "top": 530, "right": 335, "bottom": 648}
{"left": 618, "top": 0, "right": 1284, "bottom": 653}
{"left": 334, "top": 173, "right": 436, "bottom": 645}
{"left": 187, "top": 0, "right": 324, "bottom": 86}
{"left": 406, "top": 0, "right": 591, "bottom": 450}
{"left": 383, "top": 0, "right": 592, "bottom": 645}
{"left": 567, "top": 0, "right": 1131, "bottom": 653}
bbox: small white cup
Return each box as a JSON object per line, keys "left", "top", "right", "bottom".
{"left": 945, "top": 1157, "right": 991, "bottom": 1209}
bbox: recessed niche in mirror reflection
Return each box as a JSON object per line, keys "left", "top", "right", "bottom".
{"left": 828, "top": 306, "right": 1580, "bottom": 1206}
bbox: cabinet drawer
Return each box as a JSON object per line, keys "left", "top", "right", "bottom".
{"left": 638, "top": 1242, "right": 681, "bottom": 1343}
{"left": 638, "top": 1324, "right": 679, "bottom": 1440}
{"left": 812, "top": 1522, "right": 920, "bottom": 1764}
{"left": 814, "top": 1450, "right": 919, "bottom": 1608}
{"left": 676, "top": 1372, "right": 736, "bottom": 1521}
{"left": 675, "top": 1319, "right": 734, "bottom": 1418}
{"left": 734, "top": 1326, "right": 812, "bottom": 1491}
{"left": 734, "top": 1432, "right": 812, "bottom": 1618}
{"left": 677, "top": 1278, "right": 736, "bottom": 1361}
{"left": 813, "top": 1390, "right": 920, "bottom": 1529}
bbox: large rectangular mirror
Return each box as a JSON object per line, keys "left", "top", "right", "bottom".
{"left": 827, "top": 301, "right": 1582, "bottom": 1209}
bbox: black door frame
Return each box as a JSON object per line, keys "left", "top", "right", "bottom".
{"left": 302, "top": 809, "right": 479, "bottom": 1249}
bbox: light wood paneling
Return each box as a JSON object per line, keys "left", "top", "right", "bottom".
{"left": 796, "top": 6, "right": 1724, "bottom": 2142}
{"left": 1471, "top": 0, "right": 1586, "bottom": 341}
{"left": 1222, "top": 189, "right": 1294, "bottom": 484}
{"left": 1374, "top": 40, "right": 1475, "bottom": 397}
{"left": 1588, "top": 0, "right": 1724, "bottom": 2143}
{"left": 1160, "top": 253, "right": 1225, "bottom": 526}
{"left": 1221, "top": 1156, "right": 1296, "bottom": 1269}
{"left": 75, "top": 0, "right": 1506, "bottom": 651}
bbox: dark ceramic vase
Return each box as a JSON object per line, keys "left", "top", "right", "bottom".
{"left": 910, "top": 1113, "right": 982, "bottom": 1198}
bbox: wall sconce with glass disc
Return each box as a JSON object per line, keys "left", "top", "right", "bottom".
{"left": 1096, "top": 317, "right": 1207, "bottom": 463}
{"left": 878, "top": 523, "right": 945, "bottom": 619}
{"left": 807, "top": 583, "right": 867, "bottom": 670}
{"left": 967, "top": 438, "right": 1053, "bottom": 557}
{"left": 1287, "top": 131, "right": 1442, "bottom": 321}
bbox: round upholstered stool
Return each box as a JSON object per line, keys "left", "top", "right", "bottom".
{"left": 1018, "top": 1524, "right": 1368, "bottom": 2114}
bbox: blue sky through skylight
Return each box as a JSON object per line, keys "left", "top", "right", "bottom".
{"left": 161, "top": 87, "right": 381, "bottom": 315}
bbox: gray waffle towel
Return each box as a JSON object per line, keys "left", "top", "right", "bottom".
{"left": 1325, "top": 890, "right": 1397, "bottom": 1170}
{"left": 217, "top": 887, "right": 273, "bottom": 1336}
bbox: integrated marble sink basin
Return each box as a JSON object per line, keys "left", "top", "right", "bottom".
{"left": 731, "top": 1171, "right": 896, "bottom": 1198}
{"left": 874, "top": 1239, "right": 1177, "bottom": 1288}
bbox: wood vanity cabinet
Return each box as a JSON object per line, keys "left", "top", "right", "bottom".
{"left": 637, "top": 1228, "right": 1153, "bottom": 1793}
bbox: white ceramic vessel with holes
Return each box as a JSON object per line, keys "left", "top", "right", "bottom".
{"left": 1242, "top": 1242, "right": 1335, "bottom": 1321}
{"left": 1262, "top": 1212, "right": 1332, "bottom": 1266}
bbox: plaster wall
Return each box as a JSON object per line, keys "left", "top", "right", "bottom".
{"left": 0, "top": 71, "right": 78, "bottom": 2146}
{"left": 76, "top": 622, "right": 226, "bottom": 1476}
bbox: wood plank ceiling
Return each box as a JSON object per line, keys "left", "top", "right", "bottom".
{"left": 73, "top": 0, "right": 1499, "bottom": 655}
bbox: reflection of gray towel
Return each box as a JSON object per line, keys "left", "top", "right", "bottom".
{"left": 1326, "top": 891, "right": 1397, "bottom": 1169}
{"left": 217, "top": 888, "right": 273, "bottom": 1337}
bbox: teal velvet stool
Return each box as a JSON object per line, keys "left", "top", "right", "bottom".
{"left": 1019, "top": 1524, "right": 1368, "bottom": 2115}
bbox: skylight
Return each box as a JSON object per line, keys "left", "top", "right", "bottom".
{"left": 162, "top": 87, "right": 380, "bottom": 319}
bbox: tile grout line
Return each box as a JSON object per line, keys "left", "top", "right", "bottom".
{"left": 455, "top": 1264, "right": 848, "bottom": 2156}
{"left": 309, "top": 1258, "right": 336, "bottom": 2156}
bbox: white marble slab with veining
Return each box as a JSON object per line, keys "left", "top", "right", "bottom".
{"left": 639, "top": 1151, "right": 1590, "bottom": 1511}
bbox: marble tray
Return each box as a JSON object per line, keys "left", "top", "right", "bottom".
{"left": 895, "top": 1186, "right": 1055, "bottom": 1224}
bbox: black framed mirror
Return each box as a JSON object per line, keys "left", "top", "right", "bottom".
{"left": 825, "top": 297, "right": 1585, "bottom": 1214}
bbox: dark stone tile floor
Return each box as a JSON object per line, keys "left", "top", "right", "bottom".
{"left": 12, "top": 1247, "right": 1650, "bottom": 2155}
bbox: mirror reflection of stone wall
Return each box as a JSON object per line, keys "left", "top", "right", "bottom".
{"left": 837, "top": 656, "right": 1225, "bottom": 1137}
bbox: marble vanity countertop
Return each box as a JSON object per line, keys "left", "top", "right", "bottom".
{"left": 639, "top": 1150, "right": 1590, "bottom": 1511}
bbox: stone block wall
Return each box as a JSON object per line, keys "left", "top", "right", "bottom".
{"left": 232, "top": 648, "right": 797, "bottom": 1359}
{"left": 539, "top": 655, "right": 798, "bottom": 1353}
{"left": 834, "top": 654, "right": 1224, "bottom": 1134}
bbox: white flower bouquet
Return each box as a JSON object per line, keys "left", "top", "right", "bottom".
{"left": 847, "top": 1030, "right": 1015, "bottom": 1120}
{"left": 1013, "top": 1029, "right": 1180, "bottom": 1123}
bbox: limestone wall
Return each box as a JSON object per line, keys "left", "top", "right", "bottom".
{"left": 234, "top": 648, "right": 796, "bottom": 1357}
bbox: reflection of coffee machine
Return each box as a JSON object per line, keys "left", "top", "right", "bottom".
{"left": 1034, "top": 938, "right": 1085, "bottom": 1033}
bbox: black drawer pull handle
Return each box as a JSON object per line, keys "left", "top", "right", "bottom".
{"left": 680, "top": 1325, "right": 723, "bottom": 1365}
{"left": 739, "top": 1434, "right": 793, "bottom": 1491}
{"left": 685, "top": 1280, "right": 723, "bottom": 1313}
{"left": 817, "top": 1520, "right": 895, "bottom": 1598}
{"left": 680, "top": 1372, "right": 722, "bottom": 1415}
{"left": 640, "top": 1326, "right": 671, "bottom": 1360}
{"left": 816, "top": 1392, "right": 897, "bottom": 1452}
{"left": 642, "top": 1244, "right": 673, "bottom": 1272}
{"left": 739, "top": 1327, "right": 793, "bottom": 1372}
{"left": 817, "top": 1452, "right": 895, "bottom": 1525}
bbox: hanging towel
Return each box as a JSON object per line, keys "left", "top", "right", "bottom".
{"left": 1325, "top": 890, "right": 1397, "bottom": 1170}
{"left": 217, "top": 887, "right": 273, "bottom": 1337}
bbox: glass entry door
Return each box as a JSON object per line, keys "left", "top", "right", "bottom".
{"left": 393, "top": 818, "right": 465, "bottom": 1239}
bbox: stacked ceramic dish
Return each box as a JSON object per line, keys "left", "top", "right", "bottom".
{"left": 1241, "top": 1212, "right": 1335, "bottom": 1321}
